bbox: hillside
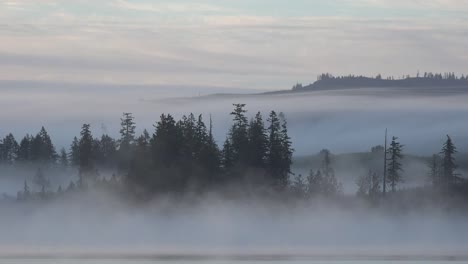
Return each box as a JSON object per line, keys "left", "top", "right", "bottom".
{"left": 265, "top": 73, "right": 468, "bottom": 95}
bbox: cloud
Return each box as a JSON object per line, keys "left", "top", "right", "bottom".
{"left": 0, "top": 1, "right": 467, "bottom": 90}
{"left": 112, "top": 0, "right": 229, "bottom": 13}
{"left": 352, "top": 0, "right": 468, "bottom": 11}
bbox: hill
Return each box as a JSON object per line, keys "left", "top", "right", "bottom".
{"left": 265, "top": 72, "right": 468, "bottom": 95}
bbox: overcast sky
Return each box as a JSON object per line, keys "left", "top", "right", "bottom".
{"left": 1, "top": 0, "right": 468, "bottom": 90}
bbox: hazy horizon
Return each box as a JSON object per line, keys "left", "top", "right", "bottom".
{"left": 1, "top": 1, "right": 468, "bottom": 262}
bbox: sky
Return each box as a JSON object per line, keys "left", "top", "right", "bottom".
{"left": 0, "top": 0, "right": 468, "bottom": 90}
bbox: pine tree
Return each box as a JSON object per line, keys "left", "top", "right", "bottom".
{"left": 319, "top": 149, "right": 341, "bottom": 196}
{"left": 0, "top": 133, "right": 19, "bottom": 164}
{"left": 69, "top": 136, "right": 80, "bottom": 167}
{"left": 196, "top": 115, "right": 221, "bottom": 186}
{"left": 30, "top": 127, "right": 57, "bottom": 164}
{"left": 387, "top": 137, "right": 404, "bottom": 192}
{"left": 59, "top": 147, "right": 68, "bottom": 168}
{"left": 440, "top": 135, "right": 457, "bottom": 188}
{"left": 99, "top": 134, "right": 117, "bottom": 168}
{"left": 78, "top": 124, "right": 97, "bottom": 187}
{"left": 151, "top": 114, "right": 181, "bottom": 168}
{"left": 267, "top": 111, "right": 283, "bottom": 188}
{"left": 278, "top": 112, "right": 294, "bottom": 188}
{"left": 119, "top": 112, "right": 136, "bottom": 147}
{"left": 17, "top": 135, "right": 32, "bottom": 162}
{"left": 222, "top": 138, "right": 234, "bottom": 172}
{"left": 118, "top": 113, "right": 136, "bottom": 174}
{"left": 229, "top": 104, "right": 249, "bottom": 165}
{"left": 247, "top": 112, "right": 268, "bottom": 168}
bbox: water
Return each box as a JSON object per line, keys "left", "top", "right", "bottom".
{"left": 0, "top": 259, "right": 466, "bottom": 264}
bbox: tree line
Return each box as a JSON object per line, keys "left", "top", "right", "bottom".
{"left": 3, "top": 104, "right": 294, "bottom": 199}
{"left": 292, "top": 72, "right": 468, "bottom": 91}
{"left": 2, "top": 104, "right": 467, "bottom": 203}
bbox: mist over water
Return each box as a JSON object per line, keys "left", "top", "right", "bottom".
{"left": 1, "top": 82, "right": 468, "bottom": 259}
{"left": 0, "top": 190, "right": 467, "bottom": 258}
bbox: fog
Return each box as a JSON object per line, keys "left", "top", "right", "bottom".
{"left": 1, "top": 81, "right": 468, "bottom": 258}
{"left": 1, "top": 81, "right": 468, "bottom": 156}
{"left": 1, "top": 190, "right": 468, "bottom": 258}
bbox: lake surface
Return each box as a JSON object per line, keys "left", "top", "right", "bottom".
{"left": 0, "top": 259, "right": 467, "bottom": 264}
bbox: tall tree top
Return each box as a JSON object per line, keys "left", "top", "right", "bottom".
{"left": 120, "top": 112, "right": 136, "bottom": 145}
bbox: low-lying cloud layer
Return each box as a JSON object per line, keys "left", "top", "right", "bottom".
{"left": 1, "top": 191, "right": 467, "bottom": 257}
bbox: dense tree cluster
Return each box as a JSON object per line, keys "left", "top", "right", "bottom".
{"left": 0, "top": 127, "right": 57, "bottom": 165}
{"left": 2, "top": 104, "right": 467, "bottom": 204}
{"left": 3, "top": 105, "right": 294, "bottom": 198}
{"left": 291, "top": 72, "right": 468, "bottom": 91}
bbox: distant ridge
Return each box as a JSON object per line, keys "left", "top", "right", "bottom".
{"left": 264, "top": 72, "right": 468, "bottom": 95}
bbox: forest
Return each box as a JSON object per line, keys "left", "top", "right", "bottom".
{"left": 1, "top": 103, "right": 467, "bottom": 207}
{"left": 291, "top": 72, "right": 468, "bottom": 91}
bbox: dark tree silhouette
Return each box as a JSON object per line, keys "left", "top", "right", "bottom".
{"left": 0, "top": 133, "right": 19, "bottom": 164}
{"left": 247, "top": 112, "right": 268, "bottom": 168}
{"left": 78, "top": 124, "right": 98, "bottom": 187}
{"left": 59, "top": 147, "right": 68, "bottom": 168}
{"left": 387, "top": 137, "right": 404, "bottom": 192}
{"left": 441, "top": 135, "right": 457, "bottom": 188}
{"left": 30, "top": 127, "right": 57, "bottom": 163}
{"left": 118, "top": 112, "right": 136, "bottom": 174}
{"left": 69, "top": 136, "right": 80, "bottom": 167}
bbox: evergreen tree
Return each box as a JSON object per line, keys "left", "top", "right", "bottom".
{"left": 127, "top": 130, "right": 153, "bottom": 192}
{"left": 222, "top": 138, "right": 234, "bottom": 171}
{"left": 59, "top": 147, "right": 68, "bottom": 167}
{"left": 0, "top": 133, "right": 19, "bottom": 164}
{"left": 30, "top": 127, "right": 57, "bottom": 164}
{"left": 279, "top": 113, "right": 293, "bottom": 172}
{"left": 78, "top": 124, "right": 97, "bottom": 187}
{"left": 118, "top": 113, "right": 136, "bottom": 174}
{"left": 319, "top": 149, "right": 341, "bottom": 196}
{"left": 195, "top": 115, "right": 221, "bottom": 186}
{"left": 229, "top": 104, "right": 249, "bottom": 165}
{"left": 98, "top": 134, "right": 117, "bottom": 168}
{"left": 69, "top": 136, "right": 80, "bottom": 167}
{"left": 387, "top": 136, "right": 404, "bottom": 192}
{"left": 150, "top": 114, "right": 185, "bottom": 192}
{"left": 119, "top": 112, "right": 136, "bottom": 147}
{"left": 17, "top": 135, "right": 32, "bottom": 162}
{"left": 267, "top": 111, "right": 283, "bottom": 188}
{"left": 307, "top": 151, "right": 341, "bottom": 197}
{"left": 248, "top": 112, "right": 268, "bottom": 168}
{"left": 151, "top": 114, "right": 182, "bottom": 168}
{"left": 440, "top": 135, "right": 457, "bottom": 188}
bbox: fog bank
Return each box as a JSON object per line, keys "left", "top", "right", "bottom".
{"left": 1, "top": 191, "right": 467, "bottom": 257}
